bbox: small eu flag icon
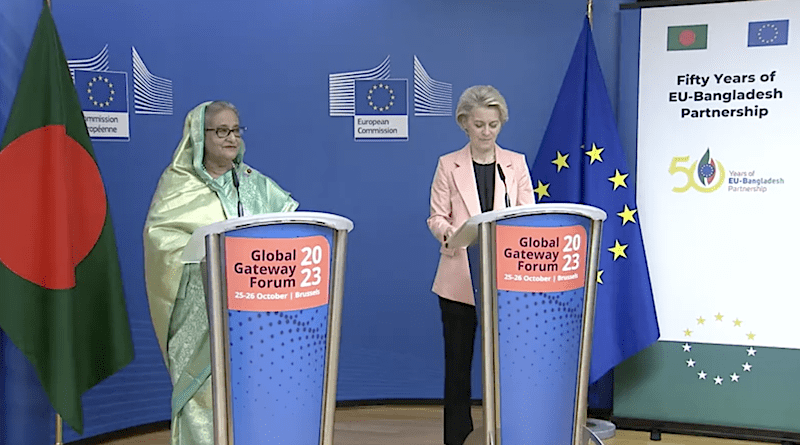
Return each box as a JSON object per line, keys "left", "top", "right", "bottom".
{"left": 748, "top": 20, "right": 789, "bottom": 47}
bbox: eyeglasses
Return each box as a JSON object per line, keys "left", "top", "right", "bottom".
{"left": 205, "top": 127, "right": 246, "bottom": 138}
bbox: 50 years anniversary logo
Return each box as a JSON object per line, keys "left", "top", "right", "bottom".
{"left": 668, "top": 148, "right": 785, "bottom": 194}
{"left": 669, "top": 148, "right": 726, "bottom": 193}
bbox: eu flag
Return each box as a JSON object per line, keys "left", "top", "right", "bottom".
{"left": 748, "top": 20, "right": 789, "bottom": 47}
{"left": 74, "top": 69, "right": 128, "bottom": 112}
{"left": 354, "top": 79, "right": 408, "bottom": 116}
{"left": 529, "top": 17, "right": 659, "bottom": 383}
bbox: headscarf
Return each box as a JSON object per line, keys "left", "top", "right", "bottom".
{"left": 143, "top": 102, "right": 241, "bottom": 359}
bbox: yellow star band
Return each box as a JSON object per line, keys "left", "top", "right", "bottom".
{"left": 585, "top": 142, "right": 604, "bottom": 164}
{"left": 551, "top": 151, "right": 569, "bottom": 172}
{"left": 608, "top": 169, "right": 629, "bottom": 190}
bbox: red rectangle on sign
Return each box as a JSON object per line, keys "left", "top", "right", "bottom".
{"left": 496, "top": 225, "right": 587, "bottom": 292}
{"left": 225, "top": 235, "right": 330, "bottom": 312}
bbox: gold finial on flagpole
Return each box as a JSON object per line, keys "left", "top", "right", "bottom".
{"left": 55, "top": 414, "right": 63, "bottom": 445}
{"left": 587, "top": 0, "right": 593, "bottom": 28}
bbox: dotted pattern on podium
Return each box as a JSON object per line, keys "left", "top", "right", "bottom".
{"left": 228, "top": 303, "right": 329, "bottom": 442}
{"left": 222, "top": 223, "right": 335, "bottom": 444}
{"left": 497, "top": 289, "right": 585, "bottom": 444}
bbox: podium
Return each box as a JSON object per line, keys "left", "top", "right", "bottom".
{"left": 182, "top": 212, "right": 354, "bottom": 445}
{"left": 447, "top": 203, "right": 606, "bottom": 445}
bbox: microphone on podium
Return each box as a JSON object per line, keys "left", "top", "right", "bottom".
{"left": 497, "top": 164, "right": 511, "bottom": 208}
{"left": 231, "top": 166, "right": 244, "bottom": 217}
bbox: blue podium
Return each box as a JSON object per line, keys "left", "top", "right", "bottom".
{"left": 182, "top": 212, "right": 353, "bottom": 445}
{"left": 447, "top": 203, "right": 606, "bottom": 445}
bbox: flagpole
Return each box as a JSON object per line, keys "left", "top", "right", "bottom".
{"left": 51, "top": 7, "right": 62, "bottom": 445}
{"left": 46, "top": 0, "right": 64, "bottom": 434}
{"left": 581, "top": 4, "right": 620, "bottom": 443}
{"left": 44, "top": 0, "right": 66, "bottom": 433}
{"left": 55, "top": 414, "right": 63, "bottom": 445}
{"left": 45, "top": 0, "right": 66, "bottom": 426}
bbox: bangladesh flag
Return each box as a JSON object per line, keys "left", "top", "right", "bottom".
{"left": 667, "top": 24, "right": 708, "bottom": 51}
{"left": 0, "top": 4, "right": 134, "bottom": 435}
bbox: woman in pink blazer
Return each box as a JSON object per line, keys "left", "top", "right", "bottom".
{"left": 427, "top": 85, "right": 534, "bottom": 445}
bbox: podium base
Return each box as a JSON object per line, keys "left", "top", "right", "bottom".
{"left": 587, "top": 418, "right": 615, "bottom": 439}
{"left": 462, "top": 420, "right": 614, "bottom": 444}
{"left": 463, "top": 426, "right": 484, "bottom": 445}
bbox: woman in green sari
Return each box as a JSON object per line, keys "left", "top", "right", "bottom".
{"left": 143, "top": 101, "right": 298, "bottom": 444}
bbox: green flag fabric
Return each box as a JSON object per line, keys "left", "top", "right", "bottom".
{"left": 0, "top": 4, "right": 134, "bottom": 434}
{"left": 667, "top": 24, "right": 709, "bottom": 51}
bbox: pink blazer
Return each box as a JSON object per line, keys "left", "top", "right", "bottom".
{"left": 427, "top": 144, "right": 535, "bottom": 305}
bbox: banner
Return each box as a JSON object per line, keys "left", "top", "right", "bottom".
{"left": 638, "top": 0, "right": 799, "bottom": 350}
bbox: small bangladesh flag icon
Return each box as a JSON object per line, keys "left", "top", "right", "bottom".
{"left": 668, "top": 24, "right": 708, "bottom": 51}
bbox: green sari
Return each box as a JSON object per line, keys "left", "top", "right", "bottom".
{"left": 144, "top": 102, "right": 298, "bottom": 444}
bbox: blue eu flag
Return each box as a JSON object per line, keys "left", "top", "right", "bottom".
{"left": 74, "top": 70, "right": 128, "bottom": 113}
{"left": 530, "top": 18, "right": 659, "bottom": 383}
{"left": 748, "top": 20, "right": 789, "bottom": 47}
{"left": 354, "top": 79, "right": 407, "bottom": 116}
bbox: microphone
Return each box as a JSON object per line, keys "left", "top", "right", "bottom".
{"left": 231, "top": 166, "right": 244, "bottom": 217}
{"left": 497, "top": 164, "right": 511, "bottom": 208}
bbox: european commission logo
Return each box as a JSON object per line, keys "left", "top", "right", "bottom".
{"left": 68, "top": 44, "right": 174, "bottom": 141}
{"left": 74, "top": 69, "right": 130, "bottom": 140}
{"left": 75, "top": 70, "right": 127, "bottom": 112}
{"left": 68, "top": 45, "right": 129, "bottom": 141}
{"left": 329, "top": 55, "right": 452, "bottom": 141}
{"left": 354, "top": 80, "right": 408, "bottom": 140}
{"left": 132, "top": 46, "right": 173, "bottom": 115}
{"left": 413, "top": 56, "right": 452, "bottom": 117}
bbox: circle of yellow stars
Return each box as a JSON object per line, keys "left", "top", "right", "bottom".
{"left": 367, "top": 83, "right": 394, "bottom": 112}
{"left": 534, "top": 141, "right": 638, "bottom": 286}
{"left": 86, "top": 75, "right": 115, "bottom": 108}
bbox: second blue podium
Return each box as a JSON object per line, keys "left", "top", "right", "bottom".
{"left": 447, "top": 203, "right": 606, "bottom": 445}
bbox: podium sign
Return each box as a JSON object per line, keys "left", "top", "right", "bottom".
{"left": 185, "top": 213, "right": 353, "bottom": 445}
{"left": 495, "top": 224, "right": 587, "bottom": 293}
{"left": 450, "top": 204, "right": 605, "bottom": 445}
{"left": 225, "top": 235, "right": 330, "bottom": 312}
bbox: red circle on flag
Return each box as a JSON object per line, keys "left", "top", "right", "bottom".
{"left": 0, "top": 125, "right": 107, "bottom": 289}
{"left": 679, "top": 30, "right": 696, "bottom": 46}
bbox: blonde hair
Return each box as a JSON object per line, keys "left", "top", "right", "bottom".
{"left": 455, "top": 85, "right": 508, "bottom": 131}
